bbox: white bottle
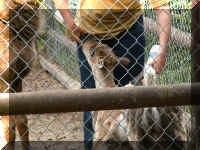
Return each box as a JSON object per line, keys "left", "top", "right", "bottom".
{"left": 147, "top": 45, "right": 160, "bottom": 65}
{"left": 144, "top": 45, "right": 160, "bottom": 86}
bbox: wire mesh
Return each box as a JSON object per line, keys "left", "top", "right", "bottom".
{"left": 0, "top": 0, "right": 196, "bottom": 149}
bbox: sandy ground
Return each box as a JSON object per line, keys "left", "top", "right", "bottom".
{"left": 0, "top": 65, "right": 84, "bottom": 149}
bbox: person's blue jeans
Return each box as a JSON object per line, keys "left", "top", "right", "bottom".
{"left": 77, "top": 16, "right": 145, "bottom": 150}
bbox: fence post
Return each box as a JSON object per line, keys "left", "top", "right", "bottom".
{"left": 191, "top": 2, "right": 200, "bottom": 150}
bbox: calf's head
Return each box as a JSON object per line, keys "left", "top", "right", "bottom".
{"left": 82, "top": 38, "right": 130, "bottom": 71}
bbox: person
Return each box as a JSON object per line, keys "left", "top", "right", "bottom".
{"left": 53, "top": 0, "right": 171, "bottom": 149}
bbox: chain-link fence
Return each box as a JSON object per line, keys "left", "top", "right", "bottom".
{"left": 0, "top": 0, "right": 198, "bottom": 149}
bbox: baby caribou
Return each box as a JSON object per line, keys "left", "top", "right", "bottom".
{"left": 82, "top": 37, "right": 189, "bottom": 150}
{"left": 126, "top": 59, "right": 189, "bottom": 150}
{"left": 0, "top": 0, "right": 41, "bottom": 149}
{"left": 82, "top": 36, "right": 131, "bottom": 146}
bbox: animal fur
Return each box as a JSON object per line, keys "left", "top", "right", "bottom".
{"left": 82, "top": 37, "right": 189, "bottom": 150}
{"left": 0, "top": 0, "right": 41, "bottom": 149}
{"left": 82, "top": 37, "right": 130, "bottom": 144}
{"left": 126, "top": 60, "right": 189, "bottom": 150}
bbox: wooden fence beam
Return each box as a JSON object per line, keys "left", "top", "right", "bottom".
{"left": 0, "top": 83, "right": 199, "bottom": 115}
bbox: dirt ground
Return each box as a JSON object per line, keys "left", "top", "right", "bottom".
{"left": 0, "top": 65, "right": 85, "bottom": 149}
{"left": 24, "top": 66, "right": 84, "bottom": 141}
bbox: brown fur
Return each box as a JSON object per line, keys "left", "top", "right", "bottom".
{"left": 0, "top": 0, "right": 40, "bottom": 149}
{"left": 82, "top": 37, "right": 189, "bottom": 150}
{"left": 82, "top": 37, "right": 131, "bottom": 147}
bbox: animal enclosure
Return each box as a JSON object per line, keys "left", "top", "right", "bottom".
{"left": 0, "top": 0, "right": 199, "bottom": 150}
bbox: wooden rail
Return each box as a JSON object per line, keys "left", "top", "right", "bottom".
{"left": 0, "top": 83, "right": 199, "bottom": 115}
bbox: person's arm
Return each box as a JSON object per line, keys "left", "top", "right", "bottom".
{"left": 53, "top": 0, "right": 83, "bottom": 42}
{"left": 53, "top": 0, "right": 74, "bottom": 28}
{"left": 153, "top": 2, "right": 171, "bottom": 73}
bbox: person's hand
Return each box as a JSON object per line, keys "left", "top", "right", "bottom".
{"left": 66, "top": 24, "right": 85, "bottom": 42}
{"left": 152, "top": 49, "right": 167, "bottom": 74}
{"left": 54, "top": 5, "right": 85, "bottom": 42}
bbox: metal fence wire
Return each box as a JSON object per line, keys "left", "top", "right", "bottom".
{"left": 0, "top": 0, "right": 198, "bottom": 150}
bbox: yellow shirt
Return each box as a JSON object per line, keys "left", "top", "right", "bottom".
{"left": 75, "top": 0, "right": 169, "bottom": 40}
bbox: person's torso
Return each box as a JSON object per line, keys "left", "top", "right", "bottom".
{"left": 79, "top": 0, "right": 142, "bottom": 10}
{"left": 75, "top": 0, "right": 143, "bottom": 40}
